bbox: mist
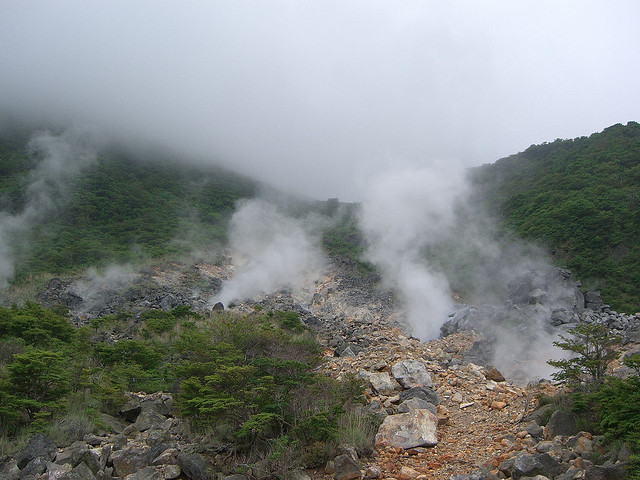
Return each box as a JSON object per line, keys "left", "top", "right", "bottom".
{"left": 0, "top": 128, "right": 100, "bottom": 285}
{"left": 1, "top": 1, "right": 640, "bottom": 201}
{"left": 358, "top": 162, "right": 468, "bottom": 339}
{"left": 211, "top": 198, "right": 326, "bottom": 307}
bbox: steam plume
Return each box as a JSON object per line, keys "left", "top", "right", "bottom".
{"left": 0, "top": 128, "right": 99, "bottom": 285}
{"left": 358, "top": 162, "right": 468, "bottom": 339}
{"left": 212, "top": 198, "right": 326, "bottom": 307}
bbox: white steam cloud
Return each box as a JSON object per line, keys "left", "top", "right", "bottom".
{"left": 358, "top": 162, "right": 469, "bottom": 340}
{"left": 212, "top": 198, "right": 326, "bottom": 307}
{"left": 0, "top": 128, "right": 99, "bottom": 285}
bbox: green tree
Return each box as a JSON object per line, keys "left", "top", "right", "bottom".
{"left": 547, "top": 323, "right": 620, "bottom": 388}
{"left": 7, "top": 350, "right": 70, "bottom": 420}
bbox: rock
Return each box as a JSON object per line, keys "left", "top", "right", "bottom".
{"left": 545, "top": 411, "right": 578, "bottom": 438}
{"left": 511, "top": 453, "right": 565, "bottom": 480}
{"left": 158, "top": 464, "right": 181, "bottom": 480}
{"left": 222, "top": 475, "right": 249, "bottom": 480}
{"left": 134, "top": 409, "right": 167, "bottom": 432}
{"left": 65, "top": 461, "right": 98, "bottom": 480}
{"left": 483, "top": 366, "right": 505, "bottom": 382}
{"left": 151, "top": 447, "right": 179, "bottom": 466}
{"left": 375, "top": 409, "right": 438, "bottom": 449}
{"left": 397, "top": 465, "right": 420, "bottom": 480}
{"left": 55, "top": 442, "right": 89, "bottom": 467}
{"left": 285, "top": 469, "right": 311, "bottom": 480}
{"left": 46, "top": 461, "right": 73, "bottom": 480}
{"left": 584, "top": 463, "right": 628, "bottom": 479}
{"left": 111, "top": 446, "right": 150, "bottom": 478}
{"left": 16, "top": 433, "right": 57, "bottom": 469}
{"left": 123, "top": 465, "right": 163, "bottom": 480}
{"left": 360, "top": 371, "right": 398, "bottom": 395}
{"left": 584, "top": 292, "right": 603, "bottom": 311}
{"left": 21, "top": 456, "right": 49, "bottom": 476}
{"left": 529, "top": 288, "right": 547, "bottom": 304}
{"left": 97, "top": 413, "right": 127, "bottom": 435}
{"left": 212, "top": 302, "right": 224, "bottom": 312}
{"left": 333, "top": 454, "right": 361, "bottom": 480}
{"left": 398, "top": 386, "right": 440, "bottom": 405}
{"left": 397, "top": 397, "right": 437, "bottom": 415}
{"left": 177, "top": 452, "right": 211, "bottom": 480}
{"left": 574, "top": 436, "right": 594, "bottom": 455}
{"left": 391, "top": 360, "right": 433, "bottom": 388}
{"left": 364, "top": 465, "right": 382, "bottom": 479}
{"left": 449, "top": 467, "right": 499, "bottom": 480}
{"left": 524, "top": 404, "right": 556, "bottom": 426}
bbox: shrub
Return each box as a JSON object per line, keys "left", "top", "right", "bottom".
{"left": 547, "top": 323, "right": 620, "bottom": 388}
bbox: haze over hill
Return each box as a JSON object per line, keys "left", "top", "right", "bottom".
{"left": 2, "top": 1, "right": 640, "bottom": 201}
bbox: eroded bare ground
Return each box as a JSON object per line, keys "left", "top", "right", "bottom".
{"left": 313, "top": 324, "right": 557, "bottom": 480}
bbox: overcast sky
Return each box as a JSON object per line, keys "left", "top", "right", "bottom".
{"left": 1, "top": 1, "right": 639, "bottom": 200}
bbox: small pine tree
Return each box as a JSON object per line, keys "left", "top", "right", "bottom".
{"left": 547, "top": 323, "right": 620, "bottom": 388}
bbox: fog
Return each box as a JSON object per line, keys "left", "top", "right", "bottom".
{"left": 211, "top": 198, "right": 326, "bottom": 307}
{"left": 0, "top": 128, "right": 100, "bottom": 285}
{"left": 1, "top": 1, "right": 638, "bottom": 380}
{"left": 2, "top": 1, "right": 640, "bottom": 200}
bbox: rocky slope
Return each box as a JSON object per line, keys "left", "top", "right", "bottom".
{"left": 2, "top": 255, "right": 638, "bottom": 479}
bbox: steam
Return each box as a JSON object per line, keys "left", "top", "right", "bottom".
{"left": 358, "top": 162, "right": 468, "bottom": 340}
{"left": 0, "top": 128, "right": 99, "bottom": 285}
{"left": 212, "top": 198, "right": 326, "bottom": 307}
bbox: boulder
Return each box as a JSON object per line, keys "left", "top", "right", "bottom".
{"left": 545, "top": 411, "right": 578, "bottom": 438}
{"left": 134, "top": 409, "right": 167, "bottom": 432}
{"left": 449, "top": 467, "right": 500, "bottom": 480}
{"left": 375, "top": 409, "right": 438, "bottom": 449}
{"left": 177, "top": 452, "right": 211, "bottom": 480}
{"left": 397, "top": 397, "right": 437, "bottom": 415}
{"left": 110, "top": 446, "right": 150, "bottom": 478}
{"left": 65, "top": 461, "right": 98, "bottom": 480}
{"left": 124, "top": 465, "right": 163, "bottom": 480}
{"left": 391, "top": 360, "right": 433, "bottom": 388}
{"left": 360, "top": 371, "right": 397, "bottom": 395}
{"left": 483, "top": 366, "right": 505, "bottom": 382}
{"left": 21, "top": 456, "right": 49, "bottom": 477}
{"left": 333, "top": 454, "right": 361, "bottom": 480}
{"left": 399, "top": 386, "right": 440, "bottom": 405}
{"left": 16, "top": 433, "right": 57, "bottom": 469}
{"left": 45, "top": 461, "right": 72, "bottom": 480}
{"left": 584, "top": 463, "right": 628, "bottom": 479}
{"left": 511, "top": 453, "right": 565, "bottom": 480}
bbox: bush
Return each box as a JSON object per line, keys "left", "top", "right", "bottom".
{"left": 547, "top": 323, "right": 619, "bottom": 388}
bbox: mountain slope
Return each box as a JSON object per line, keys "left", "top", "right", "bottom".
{"left": 471, "top": 121, "right": 640, "bottom": 312}
{"left": 0, "top": 132, "right": 259, "bottom": 280}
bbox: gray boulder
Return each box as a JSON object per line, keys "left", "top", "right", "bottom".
{"left": 360, "top": 371, "right": 398, "bottom": 395}
{"left": 397, "top": 397, "right": 437, "bottom": 415}
{"left": 511, "top": 453, "right": 565, "bottom": 480}
{"left": 375, "top": 409, "right": 438, "bottom": 449}
{"left": 584, "top": 463, "right": 628, "bottom": 480}
{"left": 16, "top": 433, "right": 57, "bottom": 469}
{"left": 124, "top": 465, "right": 163, "bottom": 480}
{"left": 449, "top": 467, "right": 499, "bottom": 480}
{"left": 110, "top": 446, "right": 150, "bottom": 478}
{"left": 333, "top": 454, "right": 361, "bottom": 480}
{"left": 177, "top": 452, "right": 211, "bottom": 480}
{"left": 64, "top": 462, "right": 98, "bottom": 480}
{"left": 399, "top": 386, "right": 440, "bottom": 405}
{"left": 391, "top": 360, "right": 433, "bottom": 388}
{"left": 545, "top": 411, "right": 578, "bottom": 438}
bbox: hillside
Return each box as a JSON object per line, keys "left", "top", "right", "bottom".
{"left": 0, "top": 129, "right": 259, "bottom": 281}
{"left": 471, "top": 121, "right": 640, "bottom": 312}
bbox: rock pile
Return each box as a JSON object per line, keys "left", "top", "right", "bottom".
{"left": 0, "top": 392, "right": 217, "bottom": 480}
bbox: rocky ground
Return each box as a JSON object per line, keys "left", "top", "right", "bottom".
{"left": 2, "top": 255, "right": 638, "bottom": 479}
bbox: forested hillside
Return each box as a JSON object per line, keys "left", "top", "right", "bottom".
{"left": 0, "top": 131, "right": 258, "bottom": 280}
{"left": 471, "top": 121, "right": 640, "bottom": 312}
